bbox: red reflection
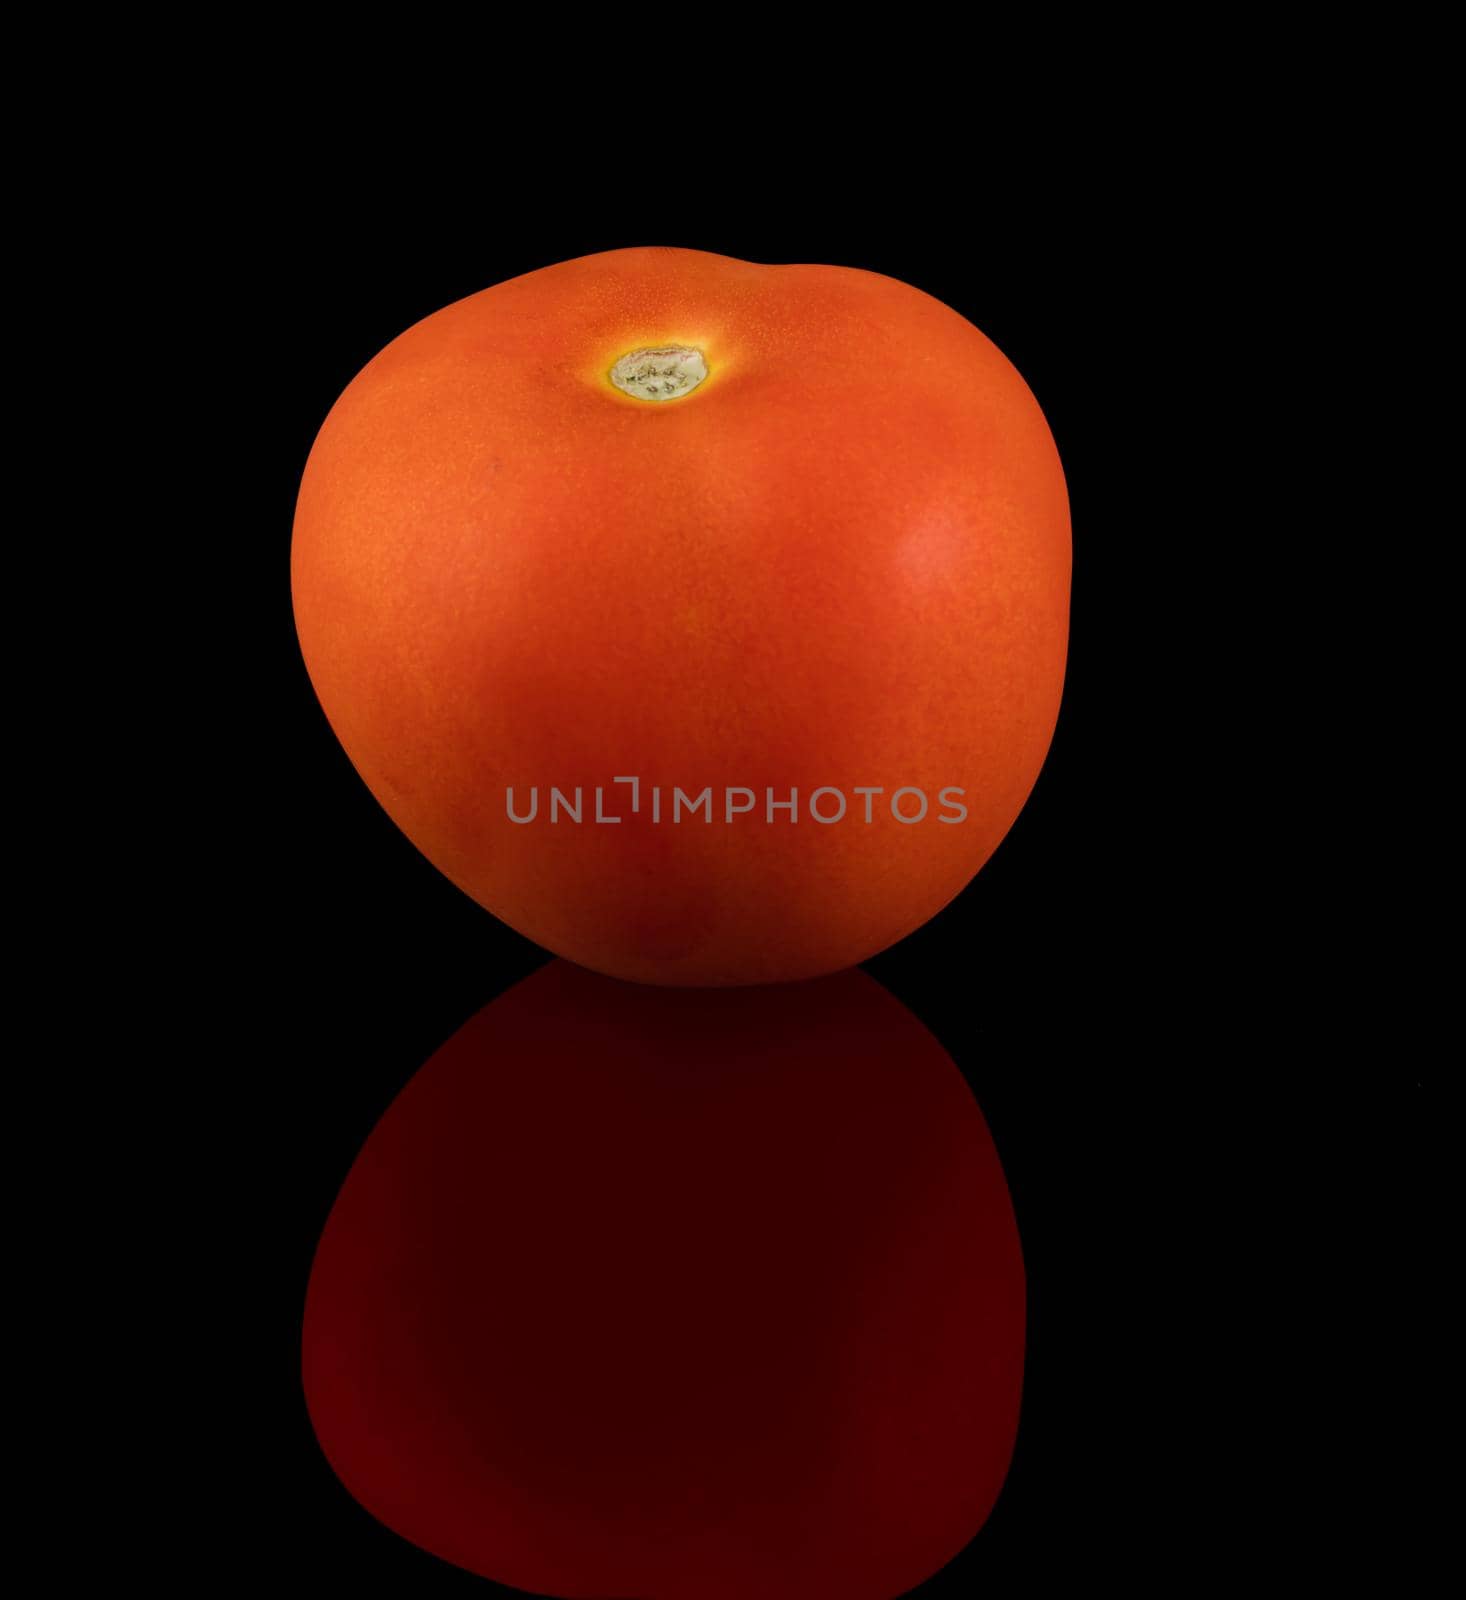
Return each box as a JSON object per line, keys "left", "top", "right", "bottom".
{"left": 303, "top": 961, "right": 1024, "bottom": 1599}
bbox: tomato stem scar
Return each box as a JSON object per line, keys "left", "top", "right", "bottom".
{"left": 609, "top": 346, "right": 707, "bottom": 402}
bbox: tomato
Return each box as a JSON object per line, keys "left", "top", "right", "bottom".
{"left": 302, "top": 961, "right": 1025, "bottom": 1598}
{"left": 292, "top": 247, "right": 1069, "bottom": 984}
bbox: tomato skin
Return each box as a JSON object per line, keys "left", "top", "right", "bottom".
{"left": 292, "top": 247, "right": 1070, "bottom": 984}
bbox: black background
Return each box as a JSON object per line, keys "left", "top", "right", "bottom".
{"left": 154, "top": 167, "right": 1415, "bottom": 1594}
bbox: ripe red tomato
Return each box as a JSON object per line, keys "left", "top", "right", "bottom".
{"left": 302, "top": 961, "right": 1025, "bottom": 1598}
{"left": 292, "top": 247, "right": 1069, "bottom": 984}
